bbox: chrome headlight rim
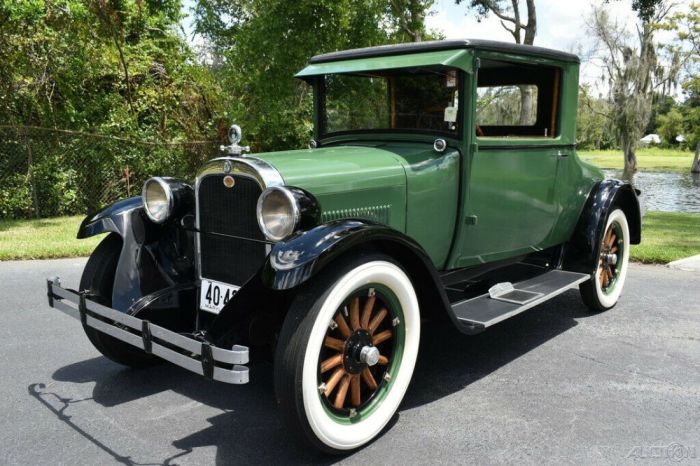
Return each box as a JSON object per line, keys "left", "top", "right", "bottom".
{"left": 256, "top": 186, "right": 301, "bottom": 242}
{"left": 142, "top": 176, "right": 174, "bottom": 224}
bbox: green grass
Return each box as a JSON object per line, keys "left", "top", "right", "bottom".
{"left": 1, "top": 212, "right": 698, "bottom": 265}
{"left": 578, "top": 147, "right": 695, "bottom": 171}
{"left": 630, "top": 211, "right": 700, "bottom": 264}
{"left": 0, "top": 216, "right": 102, "bottom": 260}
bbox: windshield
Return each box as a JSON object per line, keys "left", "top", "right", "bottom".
{"left": 320, "top": 66, "right": 462, "bottom": 138}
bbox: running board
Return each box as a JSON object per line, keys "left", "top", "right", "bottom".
{"left": 451, "top": 270, "right": 589, "bottom": 330}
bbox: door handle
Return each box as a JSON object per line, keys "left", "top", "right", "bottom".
{"left": 557, "top": 150, "right": 569, "bottom": 158}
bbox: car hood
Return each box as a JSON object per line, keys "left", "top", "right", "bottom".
{"left": 253, "top": 143, "right": 421, "bottom": 231}
{"left": 253, "top": 144, "right": 407, "bottom": 196}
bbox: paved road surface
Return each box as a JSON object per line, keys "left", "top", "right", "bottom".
{"left": 1, "top": 259, "right": 698, "bottom": 465}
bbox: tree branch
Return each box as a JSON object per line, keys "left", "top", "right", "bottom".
{"left": 500, "top": 19, "right": 518, "bottom": 42}
{"left": 489, "top": 7, "right": 516, "bottom": 24}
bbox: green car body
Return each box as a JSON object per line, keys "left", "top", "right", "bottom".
{"left": 253, "top": 41, "right": 603, "bottom": 272}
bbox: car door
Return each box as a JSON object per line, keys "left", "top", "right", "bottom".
{"left": 458, "top": 142, "right": 559, "bottom": 265}
{"left": 454, "top": 59, "right": 563, "bottom": 266}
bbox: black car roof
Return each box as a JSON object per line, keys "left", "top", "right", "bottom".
{"left": 309, "top": 39, "right": 580, "bottom": 65}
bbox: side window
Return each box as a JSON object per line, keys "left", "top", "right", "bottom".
{"left": 476, "top": 60, "right": 561, "bottom": 138}
{"left": 477, "top": 85, "right": 538, "bottom": 126}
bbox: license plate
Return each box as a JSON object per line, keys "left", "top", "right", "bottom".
{"left": 199, "top": 279, "right": 240, "bottom": 314}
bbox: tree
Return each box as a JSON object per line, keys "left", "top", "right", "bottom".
{"left": 669, "top": 1, "right": 700, "bottom": 172}
{"left": 644, "top": 93, "right": 675, "bottom": 134}
{"left": 455, "top": 0, "right": 537, "bottom": 124}
{"left": 388, "top": 0, "right": 435, "bottom": 42}
{"left": 192, "top": 0, "right": 389, "bottom": 150}
{"left": 577, "top": 85, "right": 616, "bottom": 150}
{"left": 0, "top": 1, "right": 225, "bottom": 217}
{"left": 656, "top": 107, "right": 683, "bottom": 145}
{"left": 456, "top": 0, "right": 536, "bottom": 44}
{"left": 192, "top": 0, "right": 436, "bottom": 152}
{"left": 590, "top": 1, "right": 679, "bottom": 172}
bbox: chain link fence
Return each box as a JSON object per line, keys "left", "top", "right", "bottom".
{"left": 0, "top": 125, "right": 220, "bottom": 219}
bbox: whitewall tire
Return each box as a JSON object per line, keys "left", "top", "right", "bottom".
{"left": 274, "top": 256, "right": 420, "bottom": 453}
{"left": 580, "top": 208, "right": 630, "bottom": 311}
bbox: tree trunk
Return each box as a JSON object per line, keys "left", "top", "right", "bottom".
{"left": 623, "top": 138, "right": 638, "bottom": 173}
{"left": 523, "top": 0, "right": 537, "bottom": 45}
{"left": 113, "top": 35, "right": 135, "bottom": 113}
{"left": 692, "top": 141, "right": 700, "bottom": 174}
{"left": 519, "top": 85, "right": 534, "bottom": 125}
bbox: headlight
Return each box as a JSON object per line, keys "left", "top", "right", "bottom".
{"left": 142, "top": 177, "right": 173, "bottom": 223}
{"left": 257, "top": 187, "right": 301, "bottom": 241}
{"left": 142, "top": 177, "right": 193, "bottom": 224}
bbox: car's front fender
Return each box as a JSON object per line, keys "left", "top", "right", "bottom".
{"left": 77, "top": 196, "right": 145, "bottom": 239}
{"left": 77, "top": 197, "right": 194, "bottom": 311}
{"left": 260, "top": 220, "right": 433, "bottom": 290}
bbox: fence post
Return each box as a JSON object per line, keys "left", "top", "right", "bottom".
{"left": 124, "top": 165, "right": 131, "bottom": 197}
{"left": 22, "top": 127, "right": 41, "bottom": 218}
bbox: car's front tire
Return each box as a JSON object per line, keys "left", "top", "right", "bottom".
{"left": 274, "top": 255, "right": 420, "bottom": 454}
{"left": 579, "top": 208, "right": 631, "bottom": 311}
{"left": 80, "top": 233, "right": 160, "bottom": 368}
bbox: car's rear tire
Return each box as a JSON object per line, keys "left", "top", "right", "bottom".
{"left": 80, "top": 233, "right": 160, "bottom": 368}
{"left": 274, "top": 255, "right": 420, "bottom": 454}
{"left": 579, "top": 208, "right": 630, "bottom": 312}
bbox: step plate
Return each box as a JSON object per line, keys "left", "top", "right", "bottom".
{"left": 452, "top": 270, "right": 589, "bottom": 328}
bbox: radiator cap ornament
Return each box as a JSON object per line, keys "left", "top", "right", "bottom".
{"left": 219, "top": 123, "right": 251, "bottom": 156}
{"left": 228, "top": 124, "right": 242, "bottom": 145}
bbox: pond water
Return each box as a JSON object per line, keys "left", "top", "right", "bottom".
{"left": 602, "top": 169, "right": 700, "bottom": 213}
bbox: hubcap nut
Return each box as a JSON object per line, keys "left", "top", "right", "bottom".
{"left": 359, "top": 346, "right": 380, "bottom": 366}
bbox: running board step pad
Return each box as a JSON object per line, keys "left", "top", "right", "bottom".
{"left": 452, "top": 270, "right": 589, "bottom": 329}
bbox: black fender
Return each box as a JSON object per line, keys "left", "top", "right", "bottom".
{"left": 259, "top": 219, "right": 460, "bottom": 327}
{"left": 563, "top": 179, "right": 642, "bottom": 275}
{"left": 260, "top": 220, "right": 433, "bottom": 289}
{"left": 78, "top": 197, "right": 195, "bottom": 312}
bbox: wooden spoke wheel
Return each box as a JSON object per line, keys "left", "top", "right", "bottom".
{"left": 318, "top": 288, "right": 396, "bottom": 415}
{"left": 274, "top": 257, "right": 420, "bottom": 453}
{"left": 598, "top": 222, "right": 622, "bottom": 292}
{"left": 580, "top": 208, "right": 630, "bottom": 312}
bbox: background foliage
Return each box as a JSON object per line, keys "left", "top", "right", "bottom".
{"left": 0, "top": 0, "right": 698, "bottom": 219}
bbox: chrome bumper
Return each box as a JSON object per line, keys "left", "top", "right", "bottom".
{"left": 46, "top": 277, "right": 249, "bottom": 384}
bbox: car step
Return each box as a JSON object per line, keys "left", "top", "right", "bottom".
{"left": 451, "top": 270, "right": 589, "bottom": 329}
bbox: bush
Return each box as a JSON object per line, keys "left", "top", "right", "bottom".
{"left": 0, "top": 173, "right": 34, "bottom": 218}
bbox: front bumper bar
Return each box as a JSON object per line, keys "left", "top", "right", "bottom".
{"left": 46, "top": 277, "right": 249, "bottom": 384}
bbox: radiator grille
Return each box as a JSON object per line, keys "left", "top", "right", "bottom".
{"left": 197, "top": 174, "right": 266, "bottom": 285}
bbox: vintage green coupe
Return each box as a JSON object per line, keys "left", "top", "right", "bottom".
{"left": 46, "top": 39, "right": 641, "bottom": 453}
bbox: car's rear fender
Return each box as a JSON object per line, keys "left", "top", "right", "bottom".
{"left": 563, "top": 179, "right": 642, "bottom": 275}
{"left": 77, "top": 197, "right": 195, "bottom": 311}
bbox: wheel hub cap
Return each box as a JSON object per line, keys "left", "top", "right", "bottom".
{"left": 604, "top": 252, "right": 618, "bottom": 266}
{"left": 359, "top": 345, "right": 380, "bottom": 366}
{"left": 343, "top": 329, "right": 373, "bottom": 374}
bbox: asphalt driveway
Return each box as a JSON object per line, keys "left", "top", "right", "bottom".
{"left": 0, "top": 259, "right": 698, "bottom": 465}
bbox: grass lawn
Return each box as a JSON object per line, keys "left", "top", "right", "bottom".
{"left": 2, "top": 212, "right": 700, "bottom": 264}
{"left": 578, "top": 147, "right": 695, "bottom": 171}
{"left": 631, "top": 211, "right": 700, "bottom": 264}
{"left": 0, "top": 215, "right": 102, "bottom": 260}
